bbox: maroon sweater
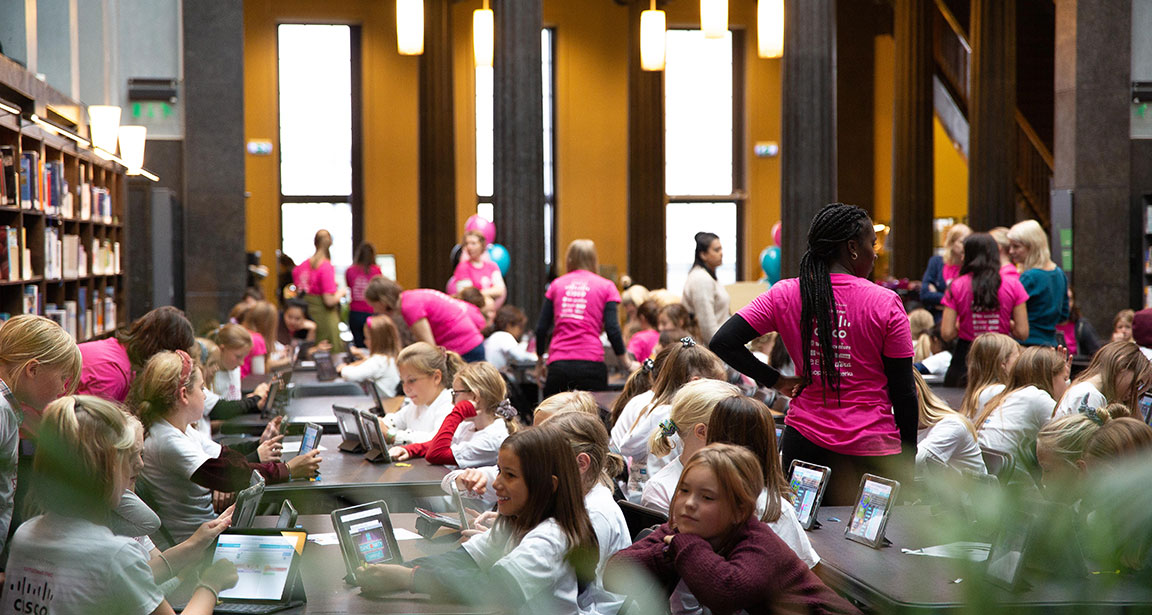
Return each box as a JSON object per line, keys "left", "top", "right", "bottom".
{"left": 403, "top": 400, "right": 477, "bottom": 465}
{"left": 190, "top": 445, "right": 289, "bottom": 492}
{"left": 606, "top": 518, "right": 861, "bottom": 615}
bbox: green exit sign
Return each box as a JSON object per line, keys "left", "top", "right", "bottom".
{"left": 131, "top": 102, "right": 174, "bottom": 119}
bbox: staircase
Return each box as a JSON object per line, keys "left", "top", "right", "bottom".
{"left": 931, "top": 0, "right": 1053, "bottom": 228}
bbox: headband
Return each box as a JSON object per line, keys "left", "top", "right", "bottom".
{"left": 659, "top": 418, "right": 678, "bottom": 437}
{"left": 174, "top": 349, "right": 194, "bottom": 388}
{"left": 680, "top": 337, "right": 696, "bottom": 348}
{"left": 495, "top": 399, "right": 518, "bottom": 420}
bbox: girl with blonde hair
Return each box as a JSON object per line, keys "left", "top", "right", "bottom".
{"left": 913, "top": 370, "right": 985, "bottom": 474}
{"left": 959, "top": 333, "right": 1020, "bottom": 419}
{"left": 909, "top": 308, "right": 935, "bottom": 363}
{"left": 383, "top": 342, "right": 463, "bottom": 445}
{"left": 1054, "top": 341, "right": 1152, "bottom": 418}
{"left": 337, "top": 315, "right": 402, "bottom": 398}
{"left": 976, "top": 346, "right": 1068, "bottom": 456}
{"left": 1008, "top": 219, "right": 1070, "bottom": 347}
{"left": 920, "top": 223, "right": 972, "bottom": 315}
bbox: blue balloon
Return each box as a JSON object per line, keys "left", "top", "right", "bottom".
{"left": 487, "top": 243, "right": 511, "bottom": 275}
{"left": 761, "top": 246, "right": 782, "bottom": 285}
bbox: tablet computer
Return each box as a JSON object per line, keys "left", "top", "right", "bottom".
{"left": 211, "top": 528, "right": 307, "bottom": 613}
{"left": 1139, "top": 392, "right": 1152, "bottom": 425}
{"left": 414, "top": 487, "right": 472, "bottom": 531}
{"left": 356, "top": 408, "right": 391, "bottom": 463}
{"left": 332, "top": 405, "right": 365, "bottom": 453}
{"left": 276, "top": 500, "right": 298, "bottom": 529}
{"left": 314, "top": 351, "right": 338, "bottom": 382}
{"left": 233, "top": 470, "right": 266, "bottom": 529}
{"left": 260, "top": 379, "right": 281, "bottom": 419}
{"left": 331, "top": 501, "right": 404, "bottom": 584}
{"left": 298, "top": 422, "right": 322, "bottom": 456}
{"left": 985, "top": 510, "right": 1036, "bottom": 591}
{"left": 844, "top": 473, "right": 900, "bottom": 548}
{"left": 788, "top": 460, "right": 831, "bottom": 531}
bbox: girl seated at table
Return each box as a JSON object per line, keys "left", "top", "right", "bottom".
{"left": 1054, "top": 341, "right": 1152, "bottom": 418}
{"left": 958, "top": 333, "right": 1020, "bottom": 419}
{"left": 193, "top": 337, "right": 269, "bottom": 436}
{"left": 337, "top": 315, "right": 402, "bottom": 398}
{"left": 355, "top": 428, "right": 599, "bottom": 615}
{"left": 382, "top": 342, "right": 460, "bottom": 445}
{"left": 389, "top": 361, "right": 516, "bottom": 466}
{"left": 1035, "top": 407, "right": 1113, "bottom": 493}
{"left": 627, "top": 300, "right": 660, "bottom": 362}
{"left": 482, "top": 305, "right": 537, "bottom": 370}
{"left": 605, "top": 444, "right": 860, "bottom": 615}
{"left": 658, "top": 303, "right": 702, "bottom": 343}
{"left": 913, "top": 370, "right": 986, "bottom": 474}
{"left": 975, "top": 346, "right": 1067, "bottom": 459}
{"left": 608, "top": 347, "right": 664, "bottom": 430}
{"left": 205, "top": 324, "right": 253, "bottom": 402}
{"left": 131, "top": 350, "right": 320, "bottom": 543}
{"left": 4, "top": 394, "right": 238, "bottom": 614}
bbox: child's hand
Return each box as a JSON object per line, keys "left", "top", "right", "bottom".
{"left": 258, "top": 434, "right": 284, "bottom": 462}
{"left": 286, "top": 449, "right": 322, "bottom": 479}
{"left": 471, "top": 510, "right": 499, "bottom": 531}
{"left": 252, "top": 382, "right": 271, "bottom": 404}
{"left": 663, "top": 534, "right": 675, "bottom": 545}
{"left": 201, "top": 559, "right": 239, "bottom": 593}
{"left": 189, "top": 510, "right": 233, "bottom": 550}
{"left": 388, "top": 446, "right": 410, "bottom": 461}
{"left": 454, "top": 469, "right": 489, "bottom": 495}
{"left": 260, "top": 416, "right": 283, "bottom": 442}
{"left": 356, "top": 564, "right": 414, "bottom": 593}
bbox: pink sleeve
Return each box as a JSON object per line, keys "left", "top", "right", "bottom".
{"left": 1008, "top": 278, "right": 1028, "bottom": 306}
{"left": 345, "top": 266, "right": 357, "bottom": 288}
{"left": 737, "top": 288, "right": 779, "bottom": 335}
{"left": 941, "top": 284, "right": 958, "bottom": 311}
{"left": 399, "top": 292, "right": 426, "bottom": 325}
{"left": 604, "top": 278, "right": 622, "bottom": 304}
{"left": 883, "top": 295, "right": 915, "bottom": 358}
{"left": 317, "top": 263, "right": 338, "bottom": 295}
{"left": 370, "top": 265, "right": 382, "bottom": 278}
{"left": 467, "top": 304, "right": 485, "bottom": 330}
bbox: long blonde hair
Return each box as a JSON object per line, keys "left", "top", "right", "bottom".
{"left": 976, "top": 346, "right": 1065, "bottom": 430}
{"left": 535, "top": 390, "right": 600, "bottom": 425}
{"left": 649, "top": 379, "right": 741, "bottom": 457}
{"left": 1057, "top": 341, "right": 1152, "bottom": 416}
{"left": 544, "top": 412, "right": 625, "bottom": 492}
{"left": 455, "top": 362, "right": 518, "bottom": 434}
{"left": 1007, "top": 219, "right": 1051, "bottom": 271}
{"left": 908, "top": 309, "right": 934, "bottom": 363}
{"left": 943, "top": 223, "right": 972, "bottom": 267}
{"left": 914, "top": 370, "right": 976, "bottom": 439}
{"left": 960, "top": 333, "right": 1018, "bottom": 418}
{"left": 0, "top": 314, "right": 82, "bottom": 397}
{"left": 1037, "top": 407, "right": 1113, "bottom": 468}
{"left": 127, "top": 350, "right": 202, "bottom": 431}
{"left": 396, "top": 342, "right": 463, "bottom": 390}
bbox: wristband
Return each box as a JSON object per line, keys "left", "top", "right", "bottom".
{"left": 196, "top": 583, "right": 221, "bottom": 605}
{"left": 157, "top": 551, "right": 174, "bottom": 579}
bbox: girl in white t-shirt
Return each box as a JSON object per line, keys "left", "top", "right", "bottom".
{"left": 206, "top": 324, "right": 252, "bottom": 402}
{"left": 641, "top": 379, "right": 742, "bottom": 512}
{"left": 1054, "top": 341, "right": 1152, "bottom": 418}
{"left": 912, "top": 370, "right": 987, "bottom": 474}
{"left": 4, "top": 395, "right": 237, "bottom": 615}
{"left": 959, "top": 333, "right": 1020, "bottom": 419}
{"left": 389, "top": 361, "right": 515, "bottom": 467}
{"left": 337, "top": 315, "right": 402, "bottom": 398}
{"left": 356, "top": 429, "right": 599, "bottom": 615}
{"left": 976, "top": 346, "right": 1068, "bottom": 458}
{"left": 382, "top": 342, "right": 460, "bottom": 445}
{"left": 483, "top": 305, "right": 537, "bottom": 370}
{"left": 131, "top": 351, "right": 320, "bottom": 543}
{"left": 611, "top": 339, "right": 726, "bottom": 501}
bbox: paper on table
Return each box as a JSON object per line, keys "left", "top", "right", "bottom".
{"left": 394, "top": 528, "right": 422, "bottom": 541}
{"left": 308, "top": 532, "right": 341, "bottom": 546}
{"left": 901, "top": 542, "right": 990, "bottom": 561}
{"left": 281, "top": 441, "right": 328, "bottom": 454}
{"left": 292, "top": 416, "right": 334, "bottom": 423}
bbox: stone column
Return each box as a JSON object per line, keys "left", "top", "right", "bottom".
{"left": 891, "top": 0, "right": 934, "bottom": 278}
{"left": 967, "top": 0, "right": 1016, "bottom": 230}
{"left": 418, "top": 0, "right": 457, "bottom": 290}
{"left": 626, "top": 0, "right": 665, "bottom": 289}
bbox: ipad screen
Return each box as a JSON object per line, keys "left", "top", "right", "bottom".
{"left": 789, "top": 465, "right": 825, "bottom": 527}
{"left": 847, "top": 478, "right": 893, "bottom": 543}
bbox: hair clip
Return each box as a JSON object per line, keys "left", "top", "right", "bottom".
{"left": 1084, "top": 406, "right": 1105, "bottom": 426}
{"left": 175, "top": 349, "right": 193, "bottom": 385}
{"left": 680, "top": 337, "right": 696, "bottom": 348}
{"left": 495, "top": 399, "right": 518, "bottom": 420}
{"left": 659, "top": 418, "right": 678, "bottom": 437}
{"left": 197, "top": 340, "right": 209, "bottom": 365}
{"left": 642, "top": 358, "right": 655, "bottom": 373}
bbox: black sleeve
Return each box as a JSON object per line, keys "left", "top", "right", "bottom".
{"left": 1077, "top": 320, "right": 1102, "bottom": 357}
{"left": 883, "top": 355, "right": 918, "bottom": 447}
{"left": 603, "top": 302, "right": 626, "bottom": 357}
{"left": 709, "top": 315, "right": 780, "bottom": 389}
{"left": 534, "top": 298, "right": 555, "bottom": 356}
{"left": 208, "top": 395, "right": 260, "bottom": 421}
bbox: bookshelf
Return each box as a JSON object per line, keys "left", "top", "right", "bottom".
{"left": 0, "top": 106, "right": 126, "bottom": 341}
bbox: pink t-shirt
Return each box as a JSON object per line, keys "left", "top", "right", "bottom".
{"left": 346, "top": 264, "right": 383, "bottom": 313}
{"left": 293, "top": 260, "right": 337, "bottom": 295}
{"left": 544, "top": 270, "right": 622, "bottom": 363}
{"left": 77, "top": 337, "right": 133, "bottom": 402}
{"left": 400, "top": 289, "right": 486, "bottom": 354}
{"left": 942, "top": 263, "right": 961, "bottom": 283}
{"left": 941, "top": 274, "right": 1029, "bottom": 342}
{"left": 1000, "top": 263, "right": 1020, "bottom": 280}
{"left": 453, "top": 259, "right": 502, "bottom": 293}
{"left": 1056, "top": 322, "right": 1077, "bottom": 355}
{"left": 737, "top": 274, "right": 913, "bottom": 456}
{"left": 241, "top": 331, "right": 267, "bottom": 378}
{"left": 628, "top": 329, "right": 659, "bottom": 362}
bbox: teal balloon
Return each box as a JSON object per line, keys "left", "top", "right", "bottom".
{"left": 488, "top": 243, "right": 511, "bottom": 275}
{"left": 761, "top": 246, "right": 782, "bottom": 284}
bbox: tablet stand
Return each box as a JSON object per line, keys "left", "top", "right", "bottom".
{"left": 339, "top": 438, "right": 364, "bottom": 453}
{"left": 363, "top": 447, "right": 389, "bottom": 463}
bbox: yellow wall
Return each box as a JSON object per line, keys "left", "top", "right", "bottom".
{"left": 933, "top": 115, "right": 968, "bottom": 220}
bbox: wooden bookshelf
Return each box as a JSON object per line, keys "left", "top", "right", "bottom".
{"left": 0, "top": 97, "right": 127, "bottom": 342}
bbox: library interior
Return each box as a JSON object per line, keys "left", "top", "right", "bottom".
{"left": 0, "top": 0, "right": 1151, "bottom": 613}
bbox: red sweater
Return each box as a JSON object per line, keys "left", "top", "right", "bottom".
{"left": 403, "top": 400, "right": 477, "bottom": 465}
{"left": 606, "top": 518, "right": 860, "bottom": 615}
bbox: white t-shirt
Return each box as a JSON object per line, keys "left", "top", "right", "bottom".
{"left": 214, "top": 367, "right": 242, "bottom": 401}
{"left": 484, "top": 331, "right": 538, "bottom": 370}
{"left": 0, "top": 389, "right": 21, "bottom": 558}
{"left": 975, "top": 383, "right": 1006, "bottom": 416}
{"left": 2, "top": 513, "right": 164, "bottom": 615}
{"left": 610, "top": 394, "right": 680, "bottom": 500}
{"left": 640, "top": 455, "right": 683, "bottom": 513}
{"left": 339, "top": 354, "right": 401, "bottom": 398}
{"left": 917, "top": 415, "right": 987, "bottom": 474}
{"left": 581, "top": 484, "right": 630, "bottom": 615}
{"left": 920, "top": 351, "right": 952, "bottom": 375}
{"left": 461, "top": 518, "right": 580, "bottom": 615}
{"left": 138, "top": 419, "right": 222, "bottom": 544}
{"left": 1054, "top": 381, "right": 1106, "bottom": 418}
{"left": 384, "top": 388, "right": 454, "bottom": 446}
{"left": 450, "top": 418, "right": 510, "bottom": 468}
{"left": 977, "top": 385, "right": 1055, "bottom": 455}
{"left": 442, "top": 464, "right": 499, "bottom": 505}
{"left": 756, "top": 492, "right": 821, "bottom": 568}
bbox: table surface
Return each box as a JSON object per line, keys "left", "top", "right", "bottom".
{"left": 252, "top": 513, "right": 489, "bottom": 614}
{"left": 807, "top": 506, "right": 1152, "bottom": 613}
{"left": 276, "top": 434, "right": 450, "bottom": 488}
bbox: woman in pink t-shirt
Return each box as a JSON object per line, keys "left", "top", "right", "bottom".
{"left": 940, "top": 233, "right": 1029, "bottom": 387}
{"left": 452, "top": 230, "right": 507, "bottom": 309}
{"left": 295, "top": 230, "right": 346, "bottom": 353}
{"left": 534, "top": 239, "right": 631, "bottom": 397}
{"left": 710, "top": 204, "right": 917, "bottom": 505}
{"left": 346, "top": 242, "right": 383, "bottom": 349}
{"left": 77, "top": 306, "right": 196, "bottom": 402}
{"left": 363, "top": 277, "right": 488, "bottom": 362}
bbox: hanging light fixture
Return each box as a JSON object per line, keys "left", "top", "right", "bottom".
{"left": 758, "top": 0, "right": 784, "bottom": 58}
{"left": 700, "top": 0, "right": 728, "bottom": 39}
{"left": 88, "top": 105, "right": 121, "bottom": 154}
{"left": 118, "top": 125, "right": 147, "bottom": 174}
{"left": 474, "top": 0, "right": 494, "bottom": 68}
{"left": 396, "top": 0, "right": 424, "bottom": 55}
{"left": 640, "top": 0, "right": 666, "bottom": 72}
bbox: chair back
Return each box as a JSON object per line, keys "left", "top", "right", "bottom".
{"left": 618, "top": 500, "right": 668, "bottom": 542}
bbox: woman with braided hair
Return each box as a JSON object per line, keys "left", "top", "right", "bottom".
{"left": 710, "top": 203, "right": 918, "bottom": 505}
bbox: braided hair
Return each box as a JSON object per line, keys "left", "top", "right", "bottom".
{"left": 798, "top": 203, "right": 871, "bottom": 397}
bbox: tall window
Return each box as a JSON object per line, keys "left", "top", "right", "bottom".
{"left": 277, "top": 24, "right": 359, "bottom": 278}
{"left": 476, "top": 28, "right": 557, "bottom": 266}
{"left": 664, "top": 29, "right": 743, "bottom": 292}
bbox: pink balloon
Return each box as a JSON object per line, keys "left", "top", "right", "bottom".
{"left": 445, "top": 275, "right": 459, "bottom": 295}
{"left": 465, "top": 215, "right": 496, "bottom": 245}
{"left": 771, "top": 221, "right": 782, "bottom": 247}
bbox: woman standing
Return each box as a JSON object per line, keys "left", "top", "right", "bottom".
{"left": 535, "top": 239, "right": 631, "bottom": 397}
{"left": 292, "top": 230, "right": 346, "bottom": 352}
{"left": 346, "top": 241, "right": 383, "bottom": 349}
{"left": 453, "top": 230, "right": 507, "bottom": 309}
{"left": 364, "top": 277, "right": 488, "bottom": 362}
{"left": 681, "top": 232, "right": 731, "bottom": 344}
{"left": 709, "top": 203, "right": 917, "bottom": 505}
{"left": 919, "top": 223, "right": 971, "bottom": 319}
{"left": 1008, "top": 219, "right": 1070, "bottom": 347}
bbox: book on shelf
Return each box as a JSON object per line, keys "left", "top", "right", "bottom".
{"left": 63, "top": 300, "right": 77, "bottom": 339}
{"left": 104, "top": 286, "right": 115, "bottom": 331}
{"left": 78, "top": 286, "right": 88, "bottom": 338}
{"left": 18, "top": 152, "right": 39, "bottom": 211}
{"left": 3, "top": 227, "right": 18, "bottom": 281}
{"left": 44, "top": 304, "right": 66, "bottom": 330}
{"left": 20, "top": 227, "right": 29, "bottom": 280}
{"left": 0, "top": 146, "right": 16, "bottom": 207}
{"left": 62, "top": 234, "right": 80, "bottom": 279}
{"left": 22, "top": 285, "right": 37, "bottom": 315}
{"left": 79, "top": 181, "right": 92, "bottom": 220}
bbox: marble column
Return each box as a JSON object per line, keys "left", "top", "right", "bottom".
{"left": 967, "top": 0, "right": 1016, "bottom": 230}
{"left": 418, "top": 0, "right": 457, "bottom": 290}
{"left": 891, "top": 0, "right": 934, "bottom": 279}
{"left": 626, "top": 0, "right": 665, "bottom": 289}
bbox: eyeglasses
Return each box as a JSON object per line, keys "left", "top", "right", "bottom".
{"left": 451, "top": 389, "right": 472, "bottom": 399}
